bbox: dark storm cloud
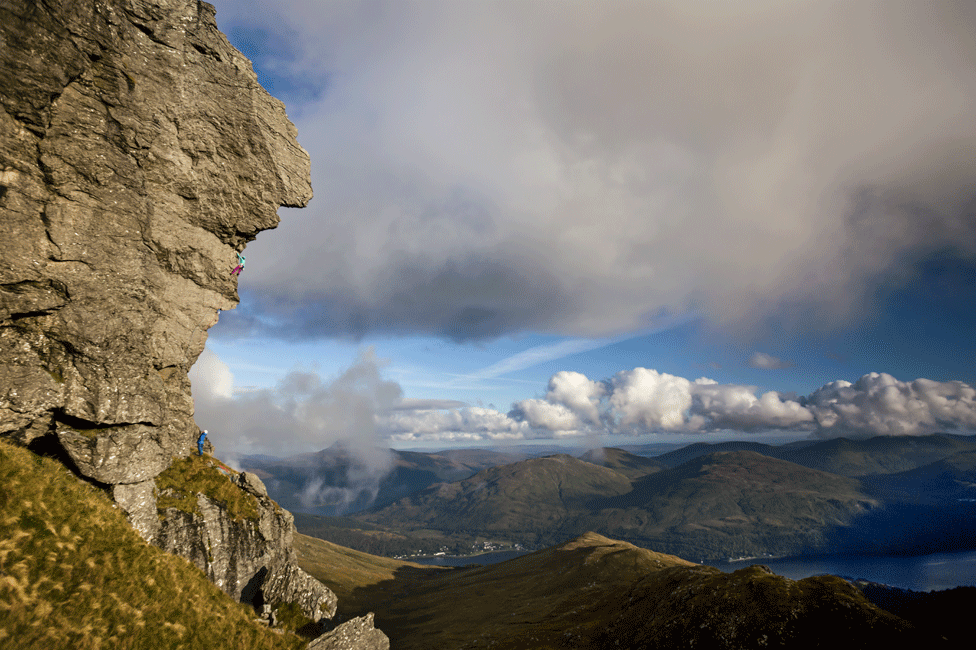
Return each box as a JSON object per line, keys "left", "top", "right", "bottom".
{"left": 211, "top": 0, "right": 976, "bottom": 341}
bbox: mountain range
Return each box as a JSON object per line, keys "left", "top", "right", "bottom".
{"left": 245, "top": 434, "right": 976, "bottom": 560}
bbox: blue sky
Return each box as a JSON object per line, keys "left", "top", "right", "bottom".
{"left": 192, "top": 1, "right": 976, "bottom": 457}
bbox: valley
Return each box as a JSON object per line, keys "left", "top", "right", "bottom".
{"left": 245, "top": 434, "right": 976, "bottom": 562}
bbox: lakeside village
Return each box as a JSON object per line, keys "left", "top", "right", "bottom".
{"left": 392, "top": 539, "right": 783, "bottom": 564}
{"left": 395, "top": 540, "right": 528, "bottom": 561}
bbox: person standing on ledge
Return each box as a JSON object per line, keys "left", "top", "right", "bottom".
{"left": 197, "top": 430, "right": 208, "bottom": 456}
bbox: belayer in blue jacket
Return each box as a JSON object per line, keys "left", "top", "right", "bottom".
{"left": 198, "top": 430, "right": 208, "bottom": 456}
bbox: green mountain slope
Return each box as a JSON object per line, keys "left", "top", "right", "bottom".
{"left": 862, "top": 450, "right": 976, "bottom": 503}
{"left": 591, "top": 450, "right": 876, "bottom": 557}
{"left": 242, "top": 445, "right": 522, "bottom": 515}
{"left": 654, "top": 440, "right": 779, "bottom": 467}
{"left": 0, "top": 441, "right": 305, "bottom": 650}
{"left": 776, "top": 434, "right": 976, "bottom": 477}
{"left": 355, "top": 451, "right": 876, "bottom": 559}
{"left": 295, "top": 531, "right": 941, "bottom": 649}
{"left": 650, "top": 434, "right": 976, "bottom": 478}
{"left": 578, "top": 446, "right": 665, "bottom": 479}
{"left": 358, "top": 455, "right": 632, "bottom": 539}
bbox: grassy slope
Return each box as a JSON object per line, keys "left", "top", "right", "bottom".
{"left": 359, "top": 455, "right": 632, "bottom": 533}
{"left": 595, "top": 451, "right": 875, "bottom": 541}
{"left": 0, "top": 440, "right": 305, "bottom": 650}
{"left": 296, "top": 531, "right": 936, "bottom": 649}
{"left": 577, "top": 447, "right": 665, "bottom": 479}
{"left": 355, "top": 451, "right": 877, "bottom": 559}
{"left": 778, "top": 434, "right": 976, "bottom": 477}
{"left": 296, "top": 531, "right": 696, "bottom": 649}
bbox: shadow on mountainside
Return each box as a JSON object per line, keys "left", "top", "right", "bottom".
{"left": 298, "top": 531, "right": 949, "bottom": 649}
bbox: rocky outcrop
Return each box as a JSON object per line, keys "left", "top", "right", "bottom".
{"left": 0, "top": 0, "right": 311, "bottom": 477}
{"left": 153, "top": 486, "right": 293, "bottom": 600}
{"left": 310, "top": 614, "right": 390, "bottom": 650}
{"left": 261, "top": 560, "right": 339, "bottom": 623}
{"left": 0, "top": 1, "right": 378, "bottom": 645}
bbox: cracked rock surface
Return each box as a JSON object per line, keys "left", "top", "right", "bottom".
{"left": 310, "top": 614, "right": 390, "bottom": 650}
{"left": 0, "top": 0, "right": 311, "bottom": 479}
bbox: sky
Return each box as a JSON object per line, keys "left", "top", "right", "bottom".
{"left": 192, "top": 0, "right": 976, "bottom": 460}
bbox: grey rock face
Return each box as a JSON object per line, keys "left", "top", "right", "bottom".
{"left": 112, "top": 479, "right": 161, "bottom": 541}
{"left": 262, "top": 561, "right": 339, "bottom": 622}
{"left": 309, "top": 614, "right": 390, "bottom": 650}
{"left": 57, "top": 423, "right": 174, "bottom": 484}
{"left": 154, "top": 489, "right": 295, "bottom": 602}
{"left": 0, "top": 0, "right": 311, "bottom": 482}
{"left": 0, "top": 1, "right": 372, "bottom": 643}
{"left": 237, "top": 470, "right": 270, "bottom": 498}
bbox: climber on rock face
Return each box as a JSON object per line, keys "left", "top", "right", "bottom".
{"left": 198, "top": 430, "right": 208, "bottom": 456}
{"left": 231, "top": 252, "right": 245, "bottom": 276}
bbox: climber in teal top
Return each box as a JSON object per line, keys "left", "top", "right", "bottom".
{"left": 231, "top": 252, "right": 245, "bottom": 276}
{"left": 197, "top": 430, "right": 208, "bottom": 456}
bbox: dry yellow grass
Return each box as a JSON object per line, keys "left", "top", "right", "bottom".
{"left": 296, "top": 530, "right": 696, "bottom": 649}
{"left": 0, "top": 440, "right": 305, "bottom": 650}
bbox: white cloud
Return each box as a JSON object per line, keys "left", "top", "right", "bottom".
{"left": 189, "top": 348, "right": 235, "bottom": 400}
{"left": 193, "top": 350, "right": 976, "bottom": 451}
{"left": 692, "top": 384, "right": 813, "bottom": 431}
{"left": 609, "top": 368, "right": 696, "bottom": 431}
{"left": 806, "top": 372, "right": 976, "bottom": 437}
{"left": 190, "top": 346, "right": 399, "bottom": 464}
{"left": 748, "top": 352, "right": 795, "bottom": 370}
{"left": 508, "top": 399, "right": 586, "bottom": 435}
{"left": 504, "top": 368, "right": 976, "bottom": 438}
{"left": 544, "top": 371, "right": 607, "bottom": 425}
{"left": 383, "top": 406, "right": 529, "bottom": 442}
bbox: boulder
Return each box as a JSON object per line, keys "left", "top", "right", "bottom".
{"left": 262, "top": 561, "right": 339, "bottom": 622}
{"left": 309, "top": 614, "right": 390, "bottom": 650}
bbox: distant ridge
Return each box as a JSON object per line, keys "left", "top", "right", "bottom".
{"left": 578, "top": 447, "right": 666, "bottom": 479}
{"left": 651, "top": 434, "right": 976, "bottom": 477}
{"left": 296, "top": 530, "right": 944, "bottom": 649}
{"left": 355, "top": 450, "right": 876, "bottom": 559}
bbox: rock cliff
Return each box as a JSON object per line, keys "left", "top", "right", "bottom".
{"left": 0, "top": 1, "right": 386, "bottom": 646}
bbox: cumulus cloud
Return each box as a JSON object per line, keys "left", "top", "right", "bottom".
{"left": 209, "top": 0, "right": 976, "bottom": 342}
{"left": 507, "top": 399, "right": 586, "bottom": 436}
{"left": 190, "top": 347, "right": 398, "bottom": 469}
{"left": 508, "top": 368, "right": 976, "bottom": 439}
{"left": 804, "top": 372, "right": 976, "bottom": 437}
{"left": 383, "top": 406, "right": 529, "bottom": 443}
{"left": 748, "top": 352, "right": 795, "bottom": 370}
{"left": 609, "top": 368, "right": 698, "bottom": 431}
{"left": 692, "top": 383, "right": 814, "bottom": 431}
{"left": 193, "top": 348, "right": 976, "bottom": 453}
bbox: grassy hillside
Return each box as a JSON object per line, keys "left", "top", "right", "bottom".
{"left": 654, "top": 440, "right": 778, "bottom": 467}
{"left": 0, "top": 440, "right": 305, "bottom": 650}
{"left": 593, "top": 450, "right": 876, "bottom": 557}
{"left": 358, "top": 454, "right": 632, "bottom": 539}
{"left": 354, "top": 451, "right": 876, "bottom": 559}
{"left": 860, "top": 450, "right": 976, "bottom": 503}
{"left": 648, "top": 434, "right": 976, "bottom": 478}
{"left": 241, "top": 445, "right": 521, "bottom": 516}
{"left": 577, "top": 447, "right": 665, "bottom": 479}
{"left": 295, "top": 531, "right": 940, "bottom": 649}
{"left": 777, "top": 434, "right": 976, "bottom": 477}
